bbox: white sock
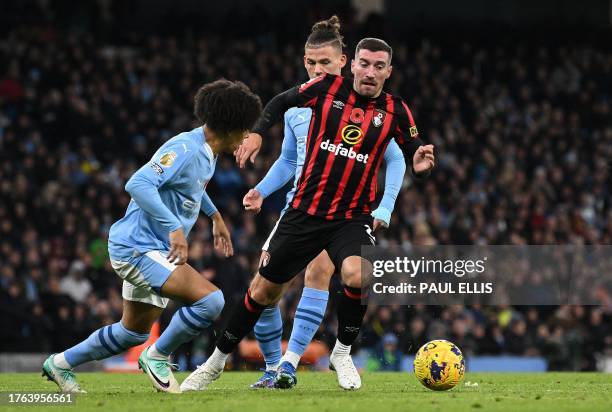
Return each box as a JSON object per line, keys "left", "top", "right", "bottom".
{"left": 148, "top": 344, "right": 168, "bottom": 360}
{"left": 53, "top": 352, "right": 71, "bottom": 369}
{"left": 206, "top": 347, "right": 229, "bottom": 371}
{"left": 266, "top": 362, "right": 279, "bottom": 372}
{"left": 332, "top": 339, "right": 351, "bottom": 356}
{"left": 280, "top": 351, "right": 301, "bottom": 369}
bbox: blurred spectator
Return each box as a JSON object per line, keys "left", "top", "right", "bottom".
{"left": 59, "top": 260, "right": 92, "bottom": 303}
{"left": 367, "top": 333, "right": 402, "bottom": 371}
{"left": 504, "top": 319, "right": 530, "bottom": 355}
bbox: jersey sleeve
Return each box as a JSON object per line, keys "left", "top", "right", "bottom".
{"left": 147, "top": 140, "right": 196, "bottom": 187}
{"left": 255, "top": 111, "right": 298, "bottom": 198}
{"left": 394, "top": 99, "right": 429, "bottom": 178}
{"left": 394, "top": 100, "right": 420, "bottom": 146}
{"left": 200, "top": 191, "right": 218, "bottom": 217}
{"left": 124, "top": 139, "right": 196, "bottom": 232}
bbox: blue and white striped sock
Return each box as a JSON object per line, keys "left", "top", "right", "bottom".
{"left": 254, "top": 306, "right": 283, "bottom": 370}
{"left": 62, "top": 321, "right": 149, "bottom": 368}
{"left": 155, "top": 290, "right": 225, "bottom": 356}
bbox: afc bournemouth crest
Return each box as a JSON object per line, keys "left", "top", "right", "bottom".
{"left": 372, "top": 109, "right": 386, "bottom": 128}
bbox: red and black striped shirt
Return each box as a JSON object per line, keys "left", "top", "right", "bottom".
{"left": 254, "top": 73, "right": 424, "bottom": 220}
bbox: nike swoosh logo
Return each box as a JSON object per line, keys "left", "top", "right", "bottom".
{"left": 147, "top": 364, "right": 170, "bottom": 388}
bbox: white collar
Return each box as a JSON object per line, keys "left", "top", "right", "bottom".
{"left": 203, "top": 141, "right": 216, "bottom": 161}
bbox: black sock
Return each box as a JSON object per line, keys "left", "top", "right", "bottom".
{"left": 216, "top": 289, "right": 266, "bottom": 354}
{"left": 336, "top": 286, "right": 368, "bottom": 346}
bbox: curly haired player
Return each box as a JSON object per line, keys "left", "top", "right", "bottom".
{"left": 42, "top": 80, "right": 261, "bottom": 394}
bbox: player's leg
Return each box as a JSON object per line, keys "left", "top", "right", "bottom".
{"left": 152, "top": 261, "right": 223, "bottom": 356}
{"left": 181, "top": 273, "right": 286, "bottom": 392}
{"left": 43, "top": 295, "right": 162, "bottom": 393}
{"left": 138, "top": 255, "right": 223, "bottom": 393}
{"left": 122, "top": 300, "right": 166, "bottom": 333}
{"left": 251, "top": 222, "right": 284, "bottom": 388}
{"left": 181, "top": 209, "right": 324, "bottom": 392}
{"left": 326, "top": 219, "right": 376, "bottom": 390}
{"left": 42, "top": 249, "right": 182, "bottom": 393}
{"left": 251, "top": 305, "right": 283, "bottom": 388}
{"left": 275, "top": 251, "right": 333, "bottom": 389}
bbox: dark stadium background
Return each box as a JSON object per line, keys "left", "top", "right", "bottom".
{"left": 0, "top": 0, "right": 610, "bottom": 373}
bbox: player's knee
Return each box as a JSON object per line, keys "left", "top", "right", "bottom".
{"left": 248, "top": 287, "right": 275, "bottom": 306}
{"left": 340, "top": 256, "right": 367, "bottom": 288}
{"left": 305, "top": 263, "right": 334, "bottom": 290}
{"left": 208, "top": 290, "right": 225, "bottom": 319}
{"left": 249, "top": 276, "right": 281, "bottom": 306}
{"left": 196, "top": 289, "right": 225, "bottom": 321}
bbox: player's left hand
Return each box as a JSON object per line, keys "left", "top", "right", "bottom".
{"left": 211, "top": 213, "right": 234, "bottom": 257}
{"left": 234, "top": 133, "right": 262, "bottom": 168}
{"left": 243, "top": 189, "right": 263, "bottom": 213}
{"left": 413, "top": 144, "right": 435, "bottom": 174}
{"left": 373, "top": 219, "right": 388, "bottom": 231}
{"left": 371, "top": 207, "right": 390, "bottom": 230}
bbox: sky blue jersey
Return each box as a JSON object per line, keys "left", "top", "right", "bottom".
{"left": 281, "top": 108, "right": 309, "bottom": 211}
{"left": 108, "top": 127, "right": 218, "bottom": 259}
{"left": 255, "top": 108, "right": 406, "bottom": 224}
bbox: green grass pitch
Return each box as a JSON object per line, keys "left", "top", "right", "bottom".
{"left": 0, "top": 372, "right": 610, "bottom": 412}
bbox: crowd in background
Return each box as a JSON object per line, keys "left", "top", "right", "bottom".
{"left": 0, "top": 3, "right": 610, "bottom": 371}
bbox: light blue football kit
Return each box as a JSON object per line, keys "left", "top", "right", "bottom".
{"left": 57, "top": 127, "right": 225, "bottom": 370}
{"left": 108, "top": 127, "right": 218, "bottom": 308}
{"left": 252, "top": 108, "right": 407, "bottom": 373}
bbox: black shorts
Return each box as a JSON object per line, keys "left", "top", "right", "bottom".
{"left": 259, "top": 208, "right": 375, "bottom": 284}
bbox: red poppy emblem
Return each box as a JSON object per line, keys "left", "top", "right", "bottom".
{"left": 350, "top": 108, "right": 365, "bottom": 124}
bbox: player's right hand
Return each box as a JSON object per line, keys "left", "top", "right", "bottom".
{"left": 168, "top": 228, "right": 188, "bottom": 265}
{"left": 234, "top": 133, "right": 262, "bottom": 168}
{"left": 243, "top": 189, "right": 263, "bottom": 213}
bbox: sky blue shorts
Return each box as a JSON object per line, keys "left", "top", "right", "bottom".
{"left": 109, "top": 250, "right": 177, "bottom": 308}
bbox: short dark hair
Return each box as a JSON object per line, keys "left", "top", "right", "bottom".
{"left": 355, "top": 38, "right": 393, "bottom": 63}
{"left": 194, "top": 79, "right": 262, "bottom": 134}
{"left": 305, "top": 15, "right": 345, "bottom": 51}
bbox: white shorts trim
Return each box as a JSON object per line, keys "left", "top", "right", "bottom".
{"left": 121, "top": 280, "right": 169, "bottom": 309}
{"left": 144, "top": 250, "right": 177, "bottom": 271}
{"left": 110, "top": 250, "right": 175, "bottom": 309}
{"left": 262, "top": 217, "right": 281, "bottom": 251}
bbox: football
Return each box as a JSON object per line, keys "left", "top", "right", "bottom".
{"left": 413, "top": 340, "right": 465, "bottom": 391}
